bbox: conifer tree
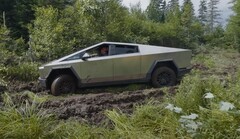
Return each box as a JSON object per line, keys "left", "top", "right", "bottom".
{"left": 181, "top": 0, "right": 195, "bottom": 27}
{"left": 208, "top": 0, "right": 221, "bottom": 32}
{"left": 198, "top": 0, "right": 208, "bottom": 25}
{"left": 165, "top": 0, "right": 180, "bottom": 22}
{"left": 181, "top": 0, "right": 195, "bottom": 47}
{"left": 227, "top": 0, "right": 240, "bottom": 51}
{"left": 146, "top": 0, "right": 166, "bottom": 22}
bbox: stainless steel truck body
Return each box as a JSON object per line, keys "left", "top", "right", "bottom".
{"left": 39, "top": 42, "right": 192, "bottom": 95}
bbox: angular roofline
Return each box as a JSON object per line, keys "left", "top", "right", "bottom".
{"left": 101, "top": 41, "right": 139, "bottom": 46}
{"left": 102, "top": 42, "right": 191, "bottom": 51}
{"left": 47, "top": 42, "right": 190, "bottom": 65}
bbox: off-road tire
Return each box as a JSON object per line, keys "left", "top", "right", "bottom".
{"left": 51, "top": 74, "right": 76, "bottom": 96}
{"left": 151, "top": 67, "right": 176, "bottom": 88}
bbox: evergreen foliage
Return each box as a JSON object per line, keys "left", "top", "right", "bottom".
{"left": 207, "top": 0, "right": 221, "bottom": 32}
{"left": 146, "top": 0, "right": 166, "bottom": 22}
{"left": 181, "top": 0, "right": 195, "bottom": 47}
{"left": 0, "top": 0, "right": 232, "bottom": 60}
{"left": 0, "top": 0, "right": 236, "bottom": 80}
{"left": 198, "top": 0, "right": 208, "bottom": 25}
{"left": 227, "top": 0, "right": 240, "bottom": 51}
{"left": 0, "top": 0, "right": 75, "bottom": 39}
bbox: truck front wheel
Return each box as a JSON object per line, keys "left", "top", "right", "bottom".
{"left": 151, "top": 67, "right": 176, "bottom": 88}
{"left": 51, "top": 75, "right": 76, "bottom": 96}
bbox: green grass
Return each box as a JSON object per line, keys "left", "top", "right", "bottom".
{"left": 0, "top": 93, "right": 54, "bottom": 139}
{"left": 105, "top": 103, "right": 179, "bottom": 139}
{"left": 0, "top": 92, "right": 114, "bottom": 139}
{"left": 103, "top": 49, "right": 240, "bottom": 138}
{"left": 104, "top": 70, "right": 240, "bottom": 138}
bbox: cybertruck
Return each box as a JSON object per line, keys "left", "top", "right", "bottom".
{"left": 39, "top": 42, "right": 192, "bottom": 95}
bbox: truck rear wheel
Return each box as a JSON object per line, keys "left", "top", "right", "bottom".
{"left": 151, "top": 67, "right": 176, "bottom": 88}
{"left": 51, "top": 74, "right": 76, "bottom": 96}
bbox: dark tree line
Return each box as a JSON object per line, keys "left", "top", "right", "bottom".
{"left": 0, "top": 0, "right": 76, "bottom": 39}
{"left": 0, "top": 0, "right": 237, "bottom": 62}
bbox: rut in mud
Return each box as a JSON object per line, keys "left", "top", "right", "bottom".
{"left": 1, "top": 79, "right": 177, "bottom": 125}
{"left": 1, "top": 61, "right": 229, "bottom": 125}
{"left": 43, "top": 88, "right": 172, "bottom": 125}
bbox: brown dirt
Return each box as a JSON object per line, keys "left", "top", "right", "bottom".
{"left": 192, "top": 63, "right": 209, "bottom": 71}
{"left": 5, "top": 80, "right": 174, "bottom": 125}
{"left": 42, "top": 88, "right": 168, "bottom": 125}
{"left": 6, "top": 80, "right": 45, "bottom": 93}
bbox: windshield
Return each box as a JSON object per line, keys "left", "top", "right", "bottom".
{"left": 62, "top": 52, "right": 85, "bottom": 61}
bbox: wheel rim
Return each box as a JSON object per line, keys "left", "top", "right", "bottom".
{"left": 156, "top": 72, "right": 172, "bottom": 86}
{"left": 58, "top": 81, "right": 73, "bottom": 93}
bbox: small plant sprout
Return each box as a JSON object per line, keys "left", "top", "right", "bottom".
{"left": 174, "top": 107, "right": 182, "bottom": 113}
{"left": 185, "top": 121, "right": 203, "bottom": 132}
{"left": 180, "top": 113, "right": 198, "bottom": 120}
{"left": 219, "top": 101, "right": 235, "bottom": 111}
{"left": 179, "top": 113, "right": 202, "bottom": 137}
{"left": 165, "top": 104, "right": 174, "bottom": 111}
{"left": 204, "top": 92, "right": 214, "bottom": 99}
{"left": 165, "top": 104, "right": 182, "bottom": 113}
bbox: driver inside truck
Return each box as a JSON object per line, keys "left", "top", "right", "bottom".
{"left": 100, "top": 46, "right": 109, "bottom": 56}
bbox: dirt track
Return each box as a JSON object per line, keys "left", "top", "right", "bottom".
{"left": 1, "top": 51, "right": 240, "bottom": 126}
{"left": 3, "top": 63, "right": 209, "bottom": 125}
{"left": 0, "top": 63, "right": 213, "bottom": 125}
{"left": 43, "top": 88, "right": 168, "bottom": 125}
{"left": 0, "top": 81, "right": 174, "bottom": 125}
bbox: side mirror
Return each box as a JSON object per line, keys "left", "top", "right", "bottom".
{"left": 82, "top": 53, "right": 90, "bottom": 61}
{"left": 82, "top": 53, "right": 98, "bottom": 61}
{"left": 82, "top": 56, "right": 89, "bottom": 61}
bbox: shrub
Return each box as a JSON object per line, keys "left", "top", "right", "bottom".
{"left": 0, "top": 93, "right": 54, "bottom": 139}
{"left": 174, "top": 73, "right": 225, "bottom": 113}
{"left": 192, "top": 54, "right": 215, "bottom": 69}
{"left": 105, "top": 102, "right": 179, "bottom": 139}
{"left": 0, "top": 49, "right": 20, "bottom": 66}
{"left": 4, "top": 62, "right": 39, "bottom": 81}
{"left": 0, "top": 49, "right": 39, "bottom": 82}
{"left": 0, "top": 92, "right": 112, "bottom": 139}
{"left": 104, "top": 68, "right": 240, "bottom": 138}
{"left": 168, "top": 70, "right": 240, "bottom": 138}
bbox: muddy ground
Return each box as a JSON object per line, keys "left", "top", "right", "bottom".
{"left": 1, "top": 50, "right": 240, "bottom": 126}
{"left": 0, "top": 63, "right": 213, "bottom": 125}
{"left": 43, "top": 88, "right": 170, "bottom": 125}
{"left": 1, "top": 80, "right": 176, "bottom": 125}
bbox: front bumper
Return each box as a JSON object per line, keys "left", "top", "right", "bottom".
{"left": 178, "top": 67, "right": 192, "bottom": 77}
{"left": 38, "top": 77, "right": 47, "bottom": 88}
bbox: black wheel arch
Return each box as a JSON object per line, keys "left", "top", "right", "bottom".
{"left": 46, "top": 67, "right": 80, "bottom": 89}
{"left": 148, "top": 60, "right": 179, "bottom": 80}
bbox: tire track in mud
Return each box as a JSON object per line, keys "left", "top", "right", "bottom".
{"left": 3, "top": 80, "right": 175, "bottom": 125}
{"left": 43, "top": 89, "right": 167, "bottom": 125}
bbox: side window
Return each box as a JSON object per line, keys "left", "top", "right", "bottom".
{"left": 84, "top": 44, "right": 109, "bottom": 57}
{"left": 62, "top": 44, "right": 110, "bottom": 61}
{"left": 113, "top": 45, "right": 139, "bottom": 55}
{"left": 85, "top": 47, "right": 99, "bottom": 56}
